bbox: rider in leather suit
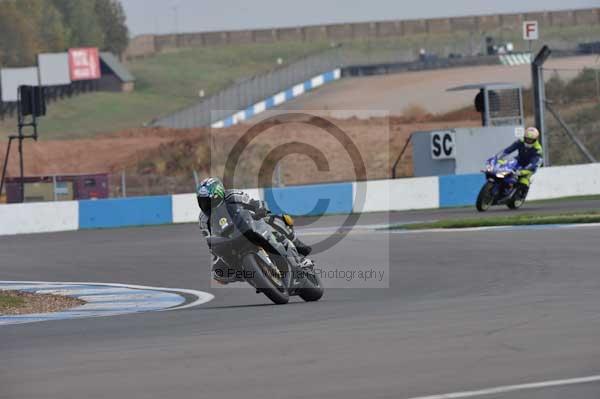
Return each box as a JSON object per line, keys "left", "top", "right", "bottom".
{"left": 197, "top": 177, "right": 312, "bottom": 284}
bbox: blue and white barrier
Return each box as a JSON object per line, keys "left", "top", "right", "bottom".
{"left": 2, "top": 163, "right": 600, "bottom": 236}
{"left": 211, "top": 69, "right": 341, "bottom": 129}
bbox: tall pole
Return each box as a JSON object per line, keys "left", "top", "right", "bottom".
{"left": 0, "top": 137, "right": 15, "bottom": 200}
{"left": 18, "top": 136, "right": 24, "bottom": 203}
{"left": 531, "top": 45, "right": 552, "bottom": 166}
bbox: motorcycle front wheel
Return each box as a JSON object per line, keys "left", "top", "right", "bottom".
{"left": 476, "top": 182, "right": 495, "bottom": 212}
{"left": 298, "top": 269, "right": 324, "bottom": 302}
{"left": 243, "top": 253, "right": 289, "bottom": 305}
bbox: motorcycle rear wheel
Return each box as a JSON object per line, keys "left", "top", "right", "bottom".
{"left": 476, "top": 182, "right": 495, "bottom": 212}
{"left": 507, "top": 186, "right": 528, "bottom": 210}
{"left": 243, "top": 253, "right": 289, "bottom": 305}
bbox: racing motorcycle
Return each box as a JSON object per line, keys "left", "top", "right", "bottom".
{"left": 206, "top": 203, "right": 324, "bottom": 305}
{"left": 476, "top": 157, "right": 529, "bottom": 212}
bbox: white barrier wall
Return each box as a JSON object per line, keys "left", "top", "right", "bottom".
{"left": 171, "top": 188, "right": 263, "bottom": 224}
{"left": 528, "top": 164, "right": 600, "bottom": 201}
{"left": 0, "top": 201, "right": 78, "bottom": 236}
{"left": 172, "top": 194, "right": 198, "bottom": 224}
{"left": 2, "top": 164, "right": 600, "bottom": 236}
{"left": 353, "top": 177, "right": 440, "bottom": 213}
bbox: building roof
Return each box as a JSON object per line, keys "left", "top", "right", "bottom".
{"left": 100, "top": 52, "right": 135, "bottom": 83}
{"left": 446, "top": 82, "right": 522, "bottom": 92}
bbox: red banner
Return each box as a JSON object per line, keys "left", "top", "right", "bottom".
{"left": 68, "top": 48, "right": 101, "bottom": 81}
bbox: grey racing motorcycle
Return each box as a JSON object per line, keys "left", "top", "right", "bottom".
{"left": 206, "top": 202, "right": 324, "bottom": 305}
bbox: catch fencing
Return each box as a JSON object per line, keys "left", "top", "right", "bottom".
{"left": 542, "top": 66, "right": 600, "bottom": 166}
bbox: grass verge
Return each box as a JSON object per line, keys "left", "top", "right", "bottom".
{"left": 0, "top": 293, "right": 25, "bottom": 312}
{"left": 390, "top": 211, "right": 600, "bottom": 230}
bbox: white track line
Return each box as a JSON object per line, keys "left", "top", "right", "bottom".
{"left": 297, "top": 222, "right": 600, "bottom": 237}
{"left": 407, "top": 374, "right": 600, "bottom": 399}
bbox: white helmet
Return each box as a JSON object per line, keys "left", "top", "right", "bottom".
{"left": 523, "top": 127, "right": 540, "bottom": 148}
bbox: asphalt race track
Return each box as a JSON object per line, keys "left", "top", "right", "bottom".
{"left": 2, "top": 201, "right": 600, "bottom": 399}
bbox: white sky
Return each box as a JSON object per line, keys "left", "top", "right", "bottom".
{"left": 120, "top": 0, "right": 600, "bottom": 36}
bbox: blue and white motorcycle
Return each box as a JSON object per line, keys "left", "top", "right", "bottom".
{"left": 476, "top": 157, "right": 528, "bottom": 212}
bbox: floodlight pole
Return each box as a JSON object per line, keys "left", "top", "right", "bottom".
{"left": 532, "top": 45, "right": 552, "bottom": 166}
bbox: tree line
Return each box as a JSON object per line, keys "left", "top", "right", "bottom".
{"left": 0, "top": 0, "right": 129, "bottom": 67}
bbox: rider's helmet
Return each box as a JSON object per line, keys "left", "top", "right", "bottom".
{"left": 523, "top": 127, "right": 540, "bottom": 148}
{"left": 197, "top": 177, "right": 225, "bottom": 214}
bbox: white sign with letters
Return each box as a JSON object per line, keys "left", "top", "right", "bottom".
{"left": 431, "top": 131, "right": 456, "bottom": 160}
{"left": 523, "top": 21, "right": 539, "bottom": 40}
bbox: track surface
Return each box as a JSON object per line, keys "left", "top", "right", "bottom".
{"left": 2, "top": 201, "right": 600, "bottom": 398}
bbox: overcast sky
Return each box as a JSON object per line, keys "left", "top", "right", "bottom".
{"left": 120, "top": 0, "right": 600, "bottom": 36}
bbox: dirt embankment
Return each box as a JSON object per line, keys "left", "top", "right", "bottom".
{"left": 0, "top": 114, "right": 479, "bottom": 191}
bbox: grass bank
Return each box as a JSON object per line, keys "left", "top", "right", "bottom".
{"left": 0, "top": 293, "right": 25, "bottom": 313}
{"left": 390, "top": 211, "right": 600, "bottom": 230}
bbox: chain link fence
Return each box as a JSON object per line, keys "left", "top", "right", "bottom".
{"left": 107, "top": 171, "right": 197, "bottom": 198}
{"left": 543, "top": 66, "right": 600, "bottom": 165}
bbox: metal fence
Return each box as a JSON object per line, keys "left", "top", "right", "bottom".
{"left": 542, "top": 66, "right": 600, "bottom": 166}
{"left": 108, "top": 171, "right": 197, "bottom": 198}
{"left": 151, "top": 47, "right": 346, "bottom": 129}
{"left": 150, "top": 37, "right": 501, "bottom": 129}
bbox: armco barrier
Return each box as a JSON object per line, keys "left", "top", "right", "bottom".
{"left": 264, "top": 182, "right": 353, "bottom": 216}
{"left": 0, "top": 201, "right": 78, "bottom": 236}
{"left": 3, "top": 164, "right": 600, "bottom": 236}
{"left": 79, "top": 196, "right": 173, "bottom": 229}
{"left": 211, "top": 69, "right": 341, "bottom": 129}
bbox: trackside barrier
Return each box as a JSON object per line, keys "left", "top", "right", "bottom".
{"left": 79, "top": 196, "right": 172, "bottom": 229}
{"left": 211, "top": 69, "right": 341, "bottom": 129}
{"left": 438, "top": 174, "right": 486, "bottom": 208}
{"left": 2, "top": 164, "right": 600, "bottom": 236}
{"left": 527, "top": 164, "right": 600, "bottom": 201}
{"left": 171, "top": 188, "right": 263, "bottom": 224}
{"left": 0, "top": 201, "right": 78, "bottom": 236}
{"left": 264, "top": 183, "right": 353, "bottom": 216}
{"left": 353, "top": 178, "right": 439, "bottom": 213}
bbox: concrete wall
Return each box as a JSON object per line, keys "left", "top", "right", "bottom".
{"left": 0, "top": 201, "right": 78, "bottom": 235}
{"left": 125, "top": 8, "right": 600, "bottom": 58}
{"left": 528, "top": 163, "right": 600, "bottom": 201}
{"left": 354, "top": 178, "right": 439, "bottom": 213}
{"left": 413, "top": 126, "right": 518, "bottom": 177}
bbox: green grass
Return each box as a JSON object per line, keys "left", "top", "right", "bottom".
{"left": 391, "top": 211, "right": 600, "bottom": 230}
{"left": 0, "top": 293, "right": 25, "bottom": 312}
{"left": 1, "top": 41, "right": 330, "bottom": 139}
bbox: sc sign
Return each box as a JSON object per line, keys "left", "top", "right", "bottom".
{"left": 431, "top": 131, "right": 456, "bottom": 160}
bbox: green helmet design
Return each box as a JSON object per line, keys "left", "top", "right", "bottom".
{"left": 197, "top": 177, "right": 225, "bottom": 213}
